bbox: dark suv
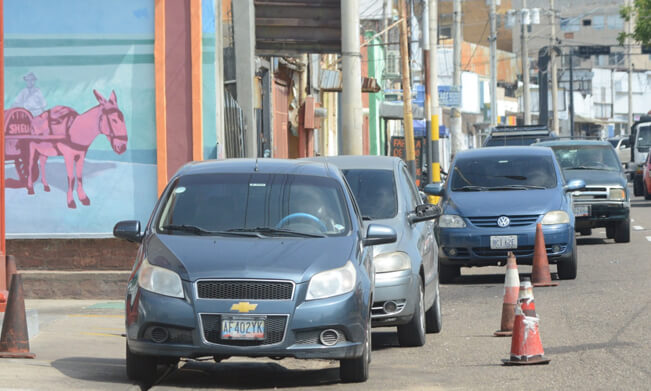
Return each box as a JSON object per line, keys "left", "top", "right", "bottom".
{"left": 483, "top": 125, "right": 557, "bottom": 147}
{"left": 535, "top": 140, "right": 630, "bottom": 243}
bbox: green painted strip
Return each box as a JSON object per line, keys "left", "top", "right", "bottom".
{"left": 5, "top": 38, "right": 153, "bottom": 48}
{"left": 5, "top": 54, "right": 154, "bottom": 67}
{"left": 86, "top": 302, "right": 124, "bottom": 309}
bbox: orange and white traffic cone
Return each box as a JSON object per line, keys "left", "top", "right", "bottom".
{"left": 531, "top": 223, "right": 558, "bottom": 287}
{"left": 494, "top": 252, "right": 520, "bottom": 337}
{"left": 502, "top": 278, "right": 550, "bottom": 365}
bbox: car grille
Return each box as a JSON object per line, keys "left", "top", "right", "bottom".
{"left": 468, "top": 215, "right": 539, "bottom": 227}
{"left": 573, "top": 186, "right": 608, "bottom": 201}
{"left": 196, "top": 280, "right": 294, "bottom": 300}
{"left": 473, "top": 244, "right": 567, "bottom": 257}
{"left": 200, "top": 314, "right": 287, "bottom": 346}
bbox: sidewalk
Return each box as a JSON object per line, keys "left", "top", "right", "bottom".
{"left": 0, "top": 300, "right": 139, "bottom": 391}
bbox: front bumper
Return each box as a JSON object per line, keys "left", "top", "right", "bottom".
{"left": 437, "top": 223, "right": 573, "bottom": 267}
{"left": 573, "top": 201, "right": 629, "bottom": 229}
{"left": 126, "top": 283, "right": 368, "bottom": 360}
{"left": 371, "top": 270, "right": 416, "bottom": 327}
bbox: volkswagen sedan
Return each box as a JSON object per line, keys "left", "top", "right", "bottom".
{"left": 425, "top": 147, "right": 585, "bottom": 282}
{"left": 114, "top": 159, "right": 396, "bottom": 384}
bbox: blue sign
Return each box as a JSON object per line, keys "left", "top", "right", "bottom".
{"left": 438, "top": 85, "right": 461, "bottom": 108}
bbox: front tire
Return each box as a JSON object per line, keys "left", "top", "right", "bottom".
{"left": 606, "top": 224, "right": 615, "bottom": 239}
{"left": 557, "top": 237, "right": 577, "bottom": 280}
{"left": 425, "top": 277, "right": 442, "bottom": 333}
{"left": 126, "top": 342, "right": 158, "bottom": 384}
{"left": 634, "top": 176, "right": 643, "bottom": 196}
{"left": 614, "top": 218, "right": 631, "bottom": 243}
{"left": 340, "top": 311, "right": 371, "bottom": 383}
{"left": 397, "top": 278, "right": 426, "bottom": 347}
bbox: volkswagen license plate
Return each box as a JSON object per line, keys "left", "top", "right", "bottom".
{"left": 221, "top": 316, "right": 265, "bottom": 340}
{"left": 490, "top": 235, "right": 517, "bottom": 249}
{"left": 573, "top": 205, "right": 590, "bottom": 217}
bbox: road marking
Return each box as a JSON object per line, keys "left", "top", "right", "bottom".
{"left": 646, "top": 236, "right": 651, "bottom": 242}
{"left": 68, "top": 314, "right": 124, "bottom": 318}
{"left": 633, "top": 225, "right": 645, "bottom": 231}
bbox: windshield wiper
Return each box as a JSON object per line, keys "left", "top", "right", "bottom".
{"left": 487, "top": 175, "right": 527, "bottom": 180}
{"left": 362, "top": 216, "right": 373, "bottom": 221}
{"left": 485, "top": 185, "right": 546, "bottom": 190}
{"left": 162, "top": 224, "right": 262, "bottom": 237}
{"left": 565, "top": 166, "right": 610, "bottom": 171}
{"left": 161, "top": 224, "right": 211, "bottom": 235}
{"left": 227, "top": 227, "right": 326, "bottom": 238}
{"left": 453, "top": 185, "right": 487, "bottom": 191}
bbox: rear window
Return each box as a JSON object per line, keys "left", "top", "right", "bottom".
{"left": 451, "top": 154, "right": 558, "bottom": 190}
{"left": 485, "top": 135, "right": 554, "bottom": 146}
{"left": 342, "top": 169, "right": 398, "bottom": 220}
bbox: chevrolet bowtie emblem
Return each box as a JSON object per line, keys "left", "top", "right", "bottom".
{"left": 230, "top": 302, "right": 258, "bottom": 313}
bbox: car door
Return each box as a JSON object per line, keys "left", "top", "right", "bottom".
{"left": 399, "top": 164, "right": 436, "bottom": 305}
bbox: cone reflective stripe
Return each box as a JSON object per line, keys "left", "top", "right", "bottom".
{"left": 494, "top": 252, "right": 520, "bottom": 337}
{"left": 532, "top": 223, "right": 558, "bottom": 287}
{"left": 0, "top": 274, "right": 35, "bottom": 359}
{"left": 503, "top": 279, "right": 550, "bottom": 365}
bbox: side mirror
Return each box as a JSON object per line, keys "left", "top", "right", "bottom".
{"left": 564, "top": 179, "right": 586, "bottom": 192}
{"left": 114, "top": 220, "right": 143, "bottom": 243}
{"left": 423, "top": 183, "right": 445, "bottom": 196}
{"left": 408, "top": 204, "right": 443, "bottom": 224}
{"left": 362, "top": 224, "right": 397, "bottom": 247}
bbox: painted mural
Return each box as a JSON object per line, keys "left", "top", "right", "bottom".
{"left": 4, "top": 0, "right": 157, "bottom": 237}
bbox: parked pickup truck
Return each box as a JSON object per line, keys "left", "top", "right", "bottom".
{"left": 483, "top": 125, "right": 557, "bottom": 147}
{"left": 629, "top": 116, "right": 651, "bottom": 196}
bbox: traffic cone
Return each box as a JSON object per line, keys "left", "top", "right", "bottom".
{"left": 0, "top": 274, "right": 35, "bottom": 358}
{"left": 531, "top": 223, "right": 558, "bottom": 287}
{"left": 502, "top": 279, "right": 550, "bottom": 365}
{"left": 494, "top": 252, "right": 520, "bottom": 337}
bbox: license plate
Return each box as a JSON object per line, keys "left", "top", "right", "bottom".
{"left": 490, "top": 235, "right": 518, "bottom": 249}
{"left": 221, "top": 316, "right": 266, "bottom": 340}
{"left": 573, "top": 205, "right": 590, "bottom": 217}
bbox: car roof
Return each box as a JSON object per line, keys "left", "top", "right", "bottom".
{"left": 457, "top": 146, "right": 553, "bottom": 159}
{"left": 174, "top": 158, "right": 340, "bottom": 178}
{"left": 306, "top": 155, "right": 400, "bottom": 170}
{"left": 534, "top": 140, "right": 612, "bottom": 147}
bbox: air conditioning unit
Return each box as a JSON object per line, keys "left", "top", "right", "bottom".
{"left": 385, "top": 50, "right": 401, "bottom": 78}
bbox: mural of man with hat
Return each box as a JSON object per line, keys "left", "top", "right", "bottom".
{"left": 12, "top": 72, "right": 47, "bottom": 116}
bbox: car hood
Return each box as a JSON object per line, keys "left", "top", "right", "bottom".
{"left": 145, "top": 233, "right": 356, "bottom": 283}
{"left": 445, "top": 189, "right": 563, "bottom": 216}
{"left": 562, "top": 169, "right": 626, "bottom": 187}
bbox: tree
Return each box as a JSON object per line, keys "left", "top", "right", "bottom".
{"left": 619, "top": 0, "right": 651, "bottom": 45}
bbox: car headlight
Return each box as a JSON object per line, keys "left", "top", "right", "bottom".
{"left": 438, "top": 214, "right": 466, "bottom": 228}
{"left": 306, "top": 261, "right": 356, "bottom": 300}
{"left": 609, "top": 188, "right": 626, "bottom": 200}
{"left": 138, "top": 258, "right": 184, "bottom": 298}
{"left": 542, "top": 210, "right": 570, "bottom": 225}
{"left": 374, "top": 252, "right": 411, "bottom": 273}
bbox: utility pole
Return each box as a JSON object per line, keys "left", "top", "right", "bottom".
{"left": 549, "top": 0, "right": 559, "bottom": 134}
{"left": 521, "top": 1, "right": 531, "bottom": 124}
{"left": 233, "top": 0, "right": 257, "bottom": 157}
{"left": 423, "top": 0, "right": 432, "bottom": 185}
{"left": 399, "top": 0, "right": 417, "bottom": 177}
{"left": 341, "top": 0, "right": 363, "bottom": 155}
{"left": 428, "top": 0, "right": 441, "bottom": 197}
{"left": 451, "top": 0, "right": 464, "bottom": 155}
{"left": 627, "top": 0, "right": 634, "bottom": 133}
{"left": 215, "top": 0, "right": 225, "bottom": 158}
{"left": 569, "top": 48, "right": 574, "bottom": 137}
{"left": 489, "top": 0, "right": 497, "bottom": 127}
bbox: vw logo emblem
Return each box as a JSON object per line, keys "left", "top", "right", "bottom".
{"left": 497, "top": 216, "right": 510, "bottom": 227}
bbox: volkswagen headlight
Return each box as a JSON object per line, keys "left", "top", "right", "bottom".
{"left": 542, "top": 210, "right": 570, "bottom": 225}
{"left": 138, "top": 258, "right": 184, "bottom": 298}
{"left": 608, "top": 188, "right": 626, "bottom": 200}
{"left": 438, "top": 214, "right": 466, "bottom": 228}
{"left": 306, "top": 261, "right": 356, "bottom": 300}
{"left": 374, "top": 252, "right": 411, "bottom": 273}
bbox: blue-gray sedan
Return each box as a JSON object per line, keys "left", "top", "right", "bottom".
{"left": 114, "top": 159, "right": 396, "bottom": 384}
{"left": 310, "top": 156, "right": 442, "bottom": 347}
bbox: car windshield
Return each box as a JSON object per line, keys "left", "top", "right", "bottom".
{"left": 551, "top": 145, "right": 621, "bottom": 171}
{"left": 156, "top": 173, "right": 350, "bottom": 237}
{"left": 485, "top": 136, "right": 552, "bottom": 146}
{"left": 637, "top": 125, "right": 651, "bottom": 150}
{"left": 450, "top": 154, "right": 557, "bottom": 190}
{"left": 342, "top": 169, "right": 398, "bottom": 220}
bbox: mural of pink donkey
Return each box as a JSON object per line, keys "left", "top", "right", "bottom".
{"left": 4, "top": 90, "right": 128, "bottom": 208}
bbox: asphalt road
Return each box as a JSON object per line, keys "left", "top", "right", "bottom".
{"left": 1, "top": 192, "right": 650, "bottom": 390}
